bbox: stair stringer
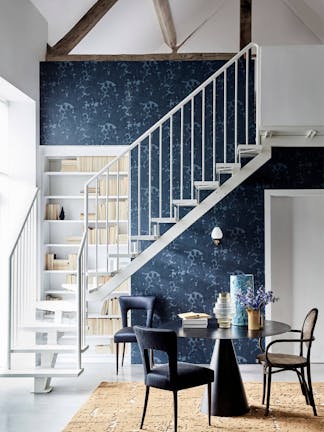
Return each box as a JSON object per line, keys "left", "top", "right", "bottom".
{"left": 88, "top": 144, "right": 272, "bottom": 302}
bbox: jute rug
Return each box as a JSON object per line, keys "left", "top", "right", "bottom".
{"left": 64, "top": 382, "right": 324, "bottom": 431}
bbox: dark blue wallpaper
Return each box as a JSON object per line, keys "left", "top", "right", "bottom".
{"left": 40, "top": 61, "right": 324, "bottom": 365}
{"left": 132, "top": 147, "right": 324, "bottom": 364}
{"left": 40, "top": 60, "right": 239, "bottom": 145}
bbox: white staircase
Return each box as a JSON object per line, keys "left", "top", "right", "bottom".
{"left": 5, "top": 42, "right": 270, "bottom": 391}
{"left": 81, "top": 42, "right": 266, "bottom": 300}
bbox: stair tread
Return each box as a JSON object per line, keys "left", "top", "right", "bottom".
{"left": 0, "top": 368, "right": 84, "bottom": 377}
{"left": 194, "top": 181, "right": 219, "bottom": 190}
{"left": 22, "top": 322, "right": 76, "bottom": 331}
{"left": 131, "top": 235, "right": 159, "bottom": 241}
{"left": 11, "top": 344, "right": 89, "bottom": 353}
{"left": 36, "top": 300, "right": 77, "bottom": 312}
{"left": 238, "top": 144, "right": 262, "bottom": 157}
{"left": 151, "top": 218, "right": 177, "bottom": 223}
{"left": 172, "top": 199, "right": 198, "bottom": 206}
{"left": 216, "top": 163, "right": 241, "bottom": 174}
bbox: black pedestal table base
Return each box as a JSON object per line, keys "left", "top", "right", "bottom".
{"left": 201, "top": 339, "right": 249, "bottom": 416}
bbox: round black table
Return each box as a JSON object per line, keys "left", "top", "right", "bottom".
{"left": 161, "top": 318, "right": 290, "bottom": 417}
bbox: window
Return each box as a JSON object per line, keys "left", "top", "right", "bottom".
{"left": 0, "top": 97, "right": 8, "bottom": 176}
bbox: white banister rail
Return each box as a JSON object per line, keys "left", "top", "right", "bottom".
{"left": 8, "top": 188, "right": 40, "bottom": 368}
{"left": 83, "top": 43, "right": 259, "bottom": 288}
{"left": 77, "top": 232, "right": 87, "bottom": 368}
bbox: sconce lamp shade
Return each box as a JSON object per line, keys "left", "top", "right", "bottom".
{"left": 211, "top": 227, "right": 223, "bottom": 245}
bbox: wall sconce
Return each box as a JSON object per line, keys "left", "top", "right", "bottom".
{"left": 211, "top": 227, "right": 223, "bottom": 246}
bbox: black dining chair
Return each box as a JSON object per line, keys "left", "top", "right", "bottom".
{"left": 134, "top": 326, "right": 214, "bottom": 432}
{"left": 257, "top": 308, "right": 318, "bottom": 416}
{"left": 114, "top": 295, "right": 156, "bottom": 375}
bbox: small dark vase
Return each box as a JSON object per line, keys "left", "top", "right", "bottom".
{"left": 59, "top": 207, "right": 65, "bottom": 220}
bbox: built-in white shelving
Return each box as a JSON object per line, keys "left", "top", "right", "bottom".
{"left": 40, "top": 146, "right": 131, "bottom": 363}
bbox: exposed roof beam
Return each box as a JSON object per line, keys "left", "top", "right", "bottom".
{"left": 282, "top": 0, "right": 324, "bottom": 43}
{"left": 47, "top": 0, "right": 118, "bottom": 57}
{"left": 45, "top": 52, "right": 236, "bottom": 62}
{"left": 240, "top": 0, "right": 251, "bottom": 50}
{"left": 153, "top": 0, "right": 177, "bottom": 52}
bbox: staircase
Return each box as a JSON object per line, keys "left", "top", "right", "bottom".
{"left": 4, "top": 43, "right": 272, "bottom": 391}
{"left": 81, "top": 42, "right": 268, "bottom": 300}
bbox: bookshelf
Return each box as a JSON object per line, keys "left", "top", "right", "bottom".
{"left": 40, "top": 146, "right": 131, "bottom": 362}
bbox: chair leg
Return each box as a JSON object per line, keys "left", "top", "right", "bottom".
{"left": 262, "top": 365, "right": 267, "bottom": 405}
{"left": 173, "top": 391, "right": 178, "bottom": 432}
{"left": 116, "top": 343, "right": 119, "bottom": 375}
{"left": 140, "top": 386, "right": 150, "bottom": 429}
{"left": 207, "top": 382, "right": 211, "bottom": 426}
{"left": 298, "top": 368, "right": 309, "bottom": 405}
{"left": 150, "top": 349, "right": 154, "bottom": 368}
{"left": 265, "top": 367, "right": 272, "bottom": 416}
{"left": 306, "top": 364, "right": 317, "bottom": 416}
{"left": 121, "top": 343, "right": 126, "bottom": 367}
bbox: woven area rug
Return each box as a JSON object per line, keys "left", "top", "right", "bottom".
{"left": 64, "top": 381, "right": 324, "bottom": 431}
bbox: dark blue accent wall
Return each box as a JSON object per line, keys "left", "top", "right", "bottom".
{"left": 40, "top": 60, "right": 236, "bottom": 145}
{"left": 40, "top": 61, "right": 324, "bottom": 365}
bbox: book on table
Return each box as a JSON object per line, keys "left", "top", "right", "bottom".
{"left": 178, "top": 312, "right": 211, "bottom": 328}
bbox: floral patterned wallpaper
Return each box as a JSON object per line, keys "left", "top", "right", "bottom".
{"left": 40, "top": 61, "right": 324, "bottom": 364}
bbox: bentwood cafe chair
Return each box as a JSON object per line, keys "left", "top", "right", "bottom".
{"left": 257, "top": 308, "right": 318, "bottom": 416}
{"left": 134, "top": 326, "right": 214, "bottom": 432}
{"left": 113, "top": 295, "right": 156, "bottom": 375}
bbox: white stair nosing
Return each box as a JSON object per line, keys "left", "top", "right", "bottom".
{"left": 194, "top": 181, "right": 220, "bottom": 190}
{"left": 238, "top": 144, "right": 263, "bottom": 157}
{"left": 151, "top": 218, "right": 178, "bottom": 223}
{"left": 0, "top": 368, "right": 84, "bottom": 378}
{"left": 11, "top": 344, "right": 89, "bottom": 353}
{"left": 172, "top": 199, "right": 198, "bottom": 207}
{"left": 131, "top": 235, "right": 159, "bottom": 241}
{"left": 215, "top": 163, "right": 241, "bottom": 175}
{"left": 22, "top": 322, "right": 77, "bottom": 331}
{"left": 36, "top": 300, "right": 77, "bottom": 312}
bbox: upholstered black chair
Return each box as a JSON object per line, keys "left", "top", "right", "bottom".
{"left": 257, "top": 308, "right": 318, "bottom": 416}
{"left": 134, "top": 326, "right": 214, "bottom": 432}
{"left": 114, "top": 295, "right": 156, "bottom": 375}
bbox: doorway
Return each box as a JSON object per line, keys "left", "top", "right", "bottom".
{"left": 265, "top": 190, "right": 324, "bottom": 362}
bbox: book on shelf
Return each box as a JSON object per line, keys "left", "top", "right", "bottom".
{"left": 60, "top": 159, "right": 78, "bottom": 172}
{"left": 87, "top": 317, "right": 122, "bottom": 335}
{"left": 66, "top": 236, "right": 82, "bottom": 244}
{"left": 45, "top": 204, "right": 60, "bottom": 220}
{"left": 100, "top": 297, "right": 120, "bottom": 315}
{"left": 99, "top": 177, "right": 128, "bottom": 196}
{"left": 87, "top": 226, "right": 117, "bottom": 244}
{"left": 46, "top": 253, "right": 77, "bottom": 270}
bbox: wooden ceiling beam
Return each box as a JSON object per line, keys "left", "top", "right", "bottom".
{"left": 45, "top": 52, "right": 236, "bottom": 62}
{"left": 153, "top": 0, "right": 177, "bottom": 52}
{"left": 47, "top": 0, "right": 118, "bottom": 57}
{"left": 240, "top": 0, "right": 251, "bottom": 50}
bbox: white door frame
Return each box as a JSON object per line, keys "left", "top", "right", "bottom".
{"left": 264, "top": 188, "right": 324, "bottom": 321}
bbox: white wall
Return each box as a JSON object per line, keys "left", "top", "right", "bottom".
{"left": 0, "top": 0, "right": 47, "bottom": 368}
{"left": 268, "top": 193, "right": 324, "bottom": 362}
{"left": 292, "top": 197, "right": 324, "bottom": 362}
{"left": 260, "top": 45, "right": 324, "bottom": 131}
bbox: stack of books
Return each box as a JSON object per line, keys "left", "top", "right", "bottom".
{"left": 178, "top": 312, "right": 211, "bottom": 328}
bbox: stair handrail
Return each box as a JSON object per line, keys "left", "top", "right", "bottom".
{"left": 77, "top": 231, "right": 87, "bottom": 368}
{"left": 8, "top": 187, "right": 40, "bottom": 369}
{"left": 84, "top": 42, "right": 259, "bottom": 187}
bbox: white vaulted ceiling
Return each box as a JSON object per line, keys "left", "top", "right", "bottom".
{"left": 30, "top": 0, "right": 324, "bottom": 54}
